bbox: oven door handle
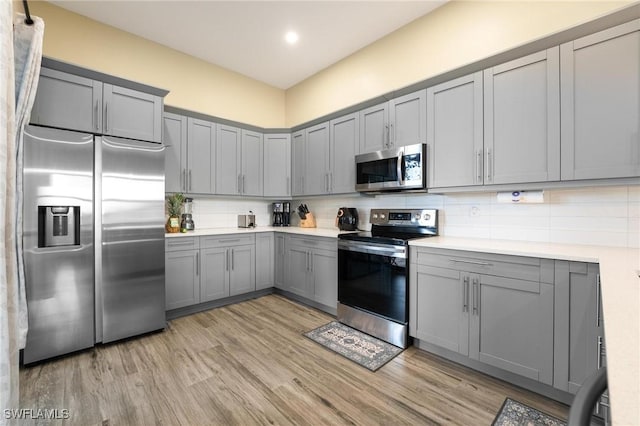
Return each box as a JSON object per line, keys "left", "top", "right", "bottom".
{"left": 338, "top": 240, "right": 406, "bottom": 258}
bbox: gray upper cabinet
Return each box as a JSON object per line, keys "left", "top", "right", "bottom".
{"left": 31, "top": 67, "right": 164, "bottom": 143}
{"left": 329, "top": 113, "right": 359, "bottom": 194}
{"left": 263, "top": 134, "right": 291, "bottom": 197}
{"left": 561, "top": 19, "right": 640, "bottom": 180}
{"left": 31, "top": 68, "right": 102, "bottom": 133}
{"left": 187, "top": 118, "right": 216, "bottom": 194}
{"left": 359, "top": 90, "right": 426, "bottom": 154}
{"left": 215, "top": 124, "right": 241, "bottom": 195}
{"left": 163, "top": 113, "right": 187, "bottom": 193}
{"left": 304, "top": 122, "right": 331, "bottom": 196}
{"left": 359, "top": 102, "right": 388, "bottom": 154}
{"left": 483, "top": 48, "right": 560, "bottom": 185}
{"left": 389, "top": 90, "right": 427, "bottom": 148}
{"left": 103, "top": 84, "right": 163, "bottom": 143}
{"left": 240, "top": 129, "right": 264, "bottom": 196}
{"left": 291, "top": 130, "right": 306, "bottom": 196}
{"left": 427, "top": 72, "right": 483, "bottom": 188}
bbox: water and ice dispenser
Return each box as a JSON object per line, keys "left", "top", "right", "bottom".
{"left": 38, "top": 206, "right": 80, "bottom": 247}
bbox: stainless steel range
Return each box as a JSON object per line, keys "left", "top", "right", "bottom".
{"left": 337, "top": 209, "right": 438, "bottom": 348}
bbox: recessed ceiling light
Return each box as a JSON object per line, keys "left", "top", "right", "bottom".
{"left": 285, "top": 31, "right": 299, "bottom": 45}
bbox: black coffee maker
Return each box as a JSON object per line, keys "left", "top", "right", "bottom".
{"left": 272, "top": 203, "right": 284, "bottom": 226}
{"left": 336, "top": 207, "right": 358, "bottom": 231}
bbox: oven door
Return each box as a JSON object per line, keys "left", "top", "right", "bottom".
{"left": 355, "top": 143, "right": 426, "bottom": 192}
{"left": 337, "top": 239, "right": 408, "bottom": 324}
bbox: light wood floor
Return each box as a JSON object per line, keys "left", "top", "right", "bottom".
{"left": 20, "top": 295, "right": 569, "bottom": 425}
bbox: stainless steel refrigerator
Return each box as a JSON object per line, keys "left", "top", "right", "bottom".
{"left": 23, "top": 125, "right": 166, "bottom": 364}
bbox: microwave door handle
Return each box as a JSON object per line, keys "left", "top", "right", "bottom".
{"left": 397, "top": 151, "right": 404, "bottom": 185}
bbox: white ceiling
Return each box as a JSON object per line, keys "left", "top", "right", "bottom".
{"left": 48, "top": 1, "right": 446, "bottom": 89}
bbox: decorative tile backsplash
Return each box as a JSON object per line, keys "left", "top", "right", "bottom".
{"left": 186, "top": 185, "right": 639, "bottom": 248}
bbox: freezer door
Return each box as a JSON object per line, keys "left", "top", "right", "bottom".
{"left": 22, "top": 125, "right": 95, "bottom": 363}
{"left": 98, "top": 136, "right": 166, "bottom": 343}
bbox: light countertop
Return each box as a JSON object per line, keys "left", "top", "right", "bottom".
{"left": 165, "top": 226, "right": 349, "bottom": 239}
{"left": 410, "top": 236, "right": 640, "bottom": 426}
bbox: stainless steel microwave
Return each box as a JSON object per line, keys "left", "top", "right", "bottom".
{"left": 355, "top": 143, "right": 427, "bottom": 192}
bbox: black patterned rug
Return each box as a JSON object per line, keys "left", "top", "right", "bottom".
{"left": 304, "top": 321, "right": 403, "bottom": 371}
{"left": 492, "top": 398, "right": 567, "bottom": 426}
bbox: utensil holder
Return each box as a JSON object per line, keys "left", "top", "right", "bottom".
{"left": 300, "top": 213, "right": 316, "bottom": 228}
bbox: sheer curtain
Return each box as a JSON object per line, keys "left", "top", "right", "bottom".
{"left": 0, "top": 2, "right": 43, "bottom": 422}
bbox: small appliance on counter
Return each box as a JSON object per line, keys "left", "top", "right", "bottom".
{"left": 272, "top": 202, "right": 291, "bottom": 226}
{"left": 272, "top": 202, "right": 284, "bottom": 226}
{"left": 283, "top": 202, "right": 291, "bottom": 226}
{"left": 181, "top": 197, "right": 195, "bottom": 231}
{"left": 336, "top": 207, "right": 358, "bottom": 231}
{"left": 238, "top": 211, "right": 256, "bottom": 228}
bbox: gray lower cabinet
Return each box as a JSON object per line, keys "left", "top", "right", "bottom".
{"left": 31, "top": 67, "right": 163, "bottom": 143}
{"left": 263, "top": 134, "right": 291, "bottom": 197}
{"left": 255, "top": 233, "right": 275, "bottom": 291}
{"left": 561, "top": 19, "right": 640, "bottom": 181}
{"left": 201, "top": 234, "right": 256, "bottom": 298}
{"left": 274, "top": 233, "right": 286, "bottom": 289}
{"left": 483, "top": 48, "right": 560, "bottom": 185}
{"left": 284, "top": 235, "right": 337, "bottom": 310}
{"left": 410, "top": 248, "right": 555, "bottom": 385}
{"left": 165, "top": 237, "right": 200, "bottom": 310}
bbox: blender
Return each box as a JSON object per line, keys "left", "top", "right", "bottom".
{"left": 181, "top": 198, "right": 195, "bottom": 231}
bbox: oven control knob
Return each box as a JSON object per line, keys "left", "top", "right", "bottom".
{"left": 380, "top": 214, "right": 386, "bottom": 219}
{"left": 372, "top": 213, "right": 378, "bottom": 219}
{"left": 423, "top": 213, "right": 431, "bottom": 220}
{"left": 414, "top": 214, "right": 420, "bottom": 220}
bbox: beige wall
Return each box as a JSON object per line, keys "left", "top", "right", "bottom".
{"left": 19, "top": 1, "right": 632, "bottom": 129}
{"left": 25, "top": 1, "right": 286, "bottom": 128}
{"left": 285, "top": 1, "right": 632, "bottom": 127}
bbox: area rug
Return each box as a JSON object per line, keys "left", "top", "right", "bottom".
{"left": 492, "top": 398, "right": 566, "bottom": 426}
{"left": 304, "top": 321, "right": 403, "bottom": 371}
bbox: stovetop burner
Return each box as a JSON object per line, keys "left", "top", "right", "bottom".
{"left": 338, "top": 208, "right": 438, "bottom": 244}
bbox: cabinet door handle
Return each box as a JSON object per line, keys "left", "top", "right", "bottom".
{"left": 231, "top": 249, "right": 235, "bottom": 270}
{"left": 596, "top": 274, "right": 602, "bottom": 327}
{"left": 238, "top": 174, "right": 242, "bottom": 194}
{"left": 188, "top": 169, "right": 192, "bottom": 192}
{"left": 486, "top": 148, "right": 492, "bottom": 182}
{"left": 449, "top": 259, "right": 492, "bottom": 267}
{"left": 94, "top": 100, "right": 100, "bottom": 131}
{"left": 242, "top": 175, "right": 246, "bottom": 194}
{"left": 476, "top": 150, "right": 483, "bottom": 183}
{"left": 597, "top": 336, "right": 604, "bottom": 370}
{"left": 462, "top": 276, "right": 469, "bottom": 312}
{"left": 310, "top": 252, "right": 313, "bottom": 272}
{"left": 329, "top": 173, "right": 333, "bottom": 192}
{"left": 195, "top": 252, "right": 199, "bottom": 276}
{"left": 472, "top": 279, "right": 479, "bottom": 315}
{"left": 286, "top": 177, "right": 290, "bottom": 195}
{"left": 225, "top": 249, "right": 229, "bottom": 271}
{"left": 104, "top": 102, "right": 109, "bottom": 133}
{"left": 390, "top": 123, "right": 394, "bottom": 145}
{"left": 385, "top": 124, "right": 390, "bottom": 148}
{"left": 181, "top": 169, "right": 186, "bottom": 192}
